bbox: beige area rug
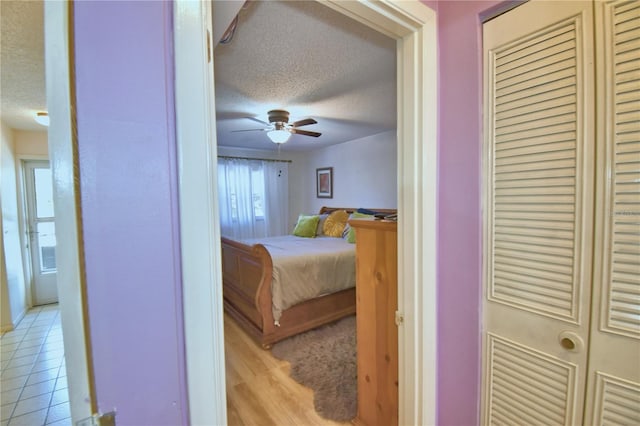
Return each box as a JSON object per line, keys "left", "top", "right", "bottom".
{"left": 271, "top": 315, "right": 356, "bottom": 422}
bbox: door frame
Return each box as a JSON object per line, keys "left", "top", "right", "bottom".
{"left": 44, "top": 1, "right": 96, "bottom": 422}
{"left": 16, "top": 154, "right": 49, "bottom": 309}
{"left": 174, "top": 1, "right": 438, "bottom": 424}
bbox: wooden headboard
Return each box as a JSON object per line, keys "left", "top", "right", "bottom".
{"left": 319, "top": 206, "right": 397, "bottom": 215}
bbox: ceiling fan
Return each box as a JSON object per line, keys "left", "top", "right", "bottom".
{"left": 232, "top": 109, "right": 322, "bottom": 144}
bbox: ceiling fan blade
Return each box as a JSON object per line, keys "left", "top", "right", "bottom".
{"left": 291, "top": 129, "right": 321, "bottom": 137}
{"left": 231, "top": 128, "right": 267, "bottom": 133}
{"left": 292, "top": 118, "right": 317, "bottom": 127}
{"left": 246, "top": 116, "right": 270, "bottom": 126}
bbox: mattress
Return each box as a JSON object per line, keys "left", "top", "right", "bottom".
{"left": 241, "top": 235, "right": 356, "bottom": 322}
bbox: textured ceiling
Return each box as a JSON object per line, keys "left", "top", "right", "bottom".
{"left": 0, "top": 1, "right": 397, "bottom": 146}
{"left": 0, "top": 0, "right": 47, "bottom": 132}
{"left": 214, "top": 1, "right": 396, "bottom": 152}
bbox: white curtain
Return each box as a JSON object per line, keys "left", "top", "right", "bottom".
{"left": 218, "top": 157, "right": 289, "bottom": 239}
{"left": 218, "top": 158, "right": 257, "bottom": 239}
{"left": 263, "top": 160, "right": 289, "bottom": 236}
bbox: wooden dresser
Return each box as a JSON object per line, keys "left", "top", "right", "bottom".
{"left": 349, "top": 219, "right": 398, "bottom": 426}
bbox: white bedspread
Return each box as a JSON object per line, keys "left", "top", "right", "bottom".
{"left": 241, "top": 235, "right": 355, "bottom": 322}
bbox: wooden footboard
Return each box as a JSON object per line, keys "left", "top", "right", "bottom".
{"left": 220, "top": 237, "right": 272, "bottom": 342}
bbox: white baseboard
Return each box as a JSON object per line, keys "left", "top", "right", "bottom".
{"left": 1, "top": 308, "right": 26, "bottom": 334}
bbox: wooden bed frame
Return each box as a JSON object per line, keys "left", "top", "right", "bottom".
{"left": 221, "top": 206, "right": 397, "bottom": 348}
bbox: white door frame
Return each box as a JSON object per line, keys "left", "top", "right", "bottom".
{"left": 16, "top": 153, "right": 49, "bottom": 309}
{"left": 174, "top": 1, "right": 438, "bottom": 424}
{"left": 44, "top": 1, "right": 96, "bottom": 422}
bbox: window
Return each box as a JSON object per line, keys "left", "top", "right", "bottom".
{"left": 218, "top": 157, "right": 288, "bottom": 239}
{"left": 251, "top": 167, "right": 265, "bottom": 219}
{"left": 225, "top": 164, "right": 264, "bottom": 220}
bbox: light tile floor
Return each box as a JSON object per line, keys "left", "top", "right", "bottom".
{"left": 0, "top": 305, "right": 70, "bottom": 426}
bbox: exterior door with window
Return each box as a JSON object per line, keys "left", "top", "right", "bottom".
{"left": 24, "top": 160, "right": 58, "bottom": 305}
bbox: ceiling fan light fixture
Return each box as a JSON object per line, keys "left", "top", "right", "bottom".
{"left": 267, "top": 129, "right": 291, "bottom": 144}
{"left": 232, "top": 109, "right": 321, "bottom": 143}
{"left": 34, "top": 111, "right": 49, "bottom": 127}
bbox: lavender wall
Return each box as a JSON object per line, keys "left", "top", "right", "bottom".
{"left": 434, "top": 1, "right": 501, "bottom": 425}
{"left": 74, "top": 2, "right": 187, "bottom": 424}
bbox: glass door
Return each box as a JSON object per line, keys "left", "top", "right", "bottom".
{"left": 24, "top": 160, "right": 58, "bottom": 305}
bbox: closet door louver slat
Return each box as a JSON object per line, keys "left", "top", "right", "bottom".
{"left": 486, "top": 334, "right": 576, "bottom": 426}
{"left": 593, "top": 373, "right": 640, "bottom": 425}
{"left": 489, "top": 18, "right": 582, "bottom": 322}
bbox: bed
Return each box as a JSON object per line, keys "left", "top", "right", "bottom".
{"left": 220, "top": 206, "right": 396, "bottom": 348}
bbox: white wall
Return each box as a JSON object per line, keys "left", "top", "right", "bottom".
{"left": 14, "top": 130, "right": 49, "bottom": 157}
{"left": 0, "top": 123, "right": 28, "bottom": 329}
{"left": 301, "top": 130, "right": 397, "bottom": 214}
{"left": 218, "top": 131, "right": 397, "bottom": 231}
{"left": 1, "top": 219, "right": 12, "bottom": 331}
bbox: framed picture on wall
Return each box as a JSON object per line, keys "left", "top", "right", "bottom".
{"left": 316, "top": 167, "right": 333, "bottom": 198}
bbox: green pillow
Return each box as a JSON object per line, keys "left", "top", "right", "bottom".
{"left": 344, "top": 212, "right": 374, "bottom": 243}
{"left": 293, "top": 214, "right": 320, "bottom": 238}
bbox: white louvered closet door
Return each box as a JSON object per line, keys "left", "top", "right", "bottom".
{"left": 587, "top": 1, "right": 640, "bottom": 424}
{"left": 483, "top": 1, "right": 640, "bottom": 425}
{"left": 482, "top": 2, "right": 596, "bottom": 425}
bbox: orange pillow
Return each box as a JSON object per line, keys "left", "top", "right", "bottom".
{"left": 323, "top": 210, "right": 349, "bottom": 237}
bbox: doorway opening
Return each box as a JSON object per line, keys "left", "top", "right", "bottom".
{"left": 212, "top": 1, "right": 397, "bottom": 422}
{"left": 174, "top": 1, "right": 438, "bottom": 424}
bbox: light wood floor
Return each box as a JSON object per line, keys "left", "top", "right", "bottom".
{"left": 224, "top": 314, "right": 352, "bottom": 426}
